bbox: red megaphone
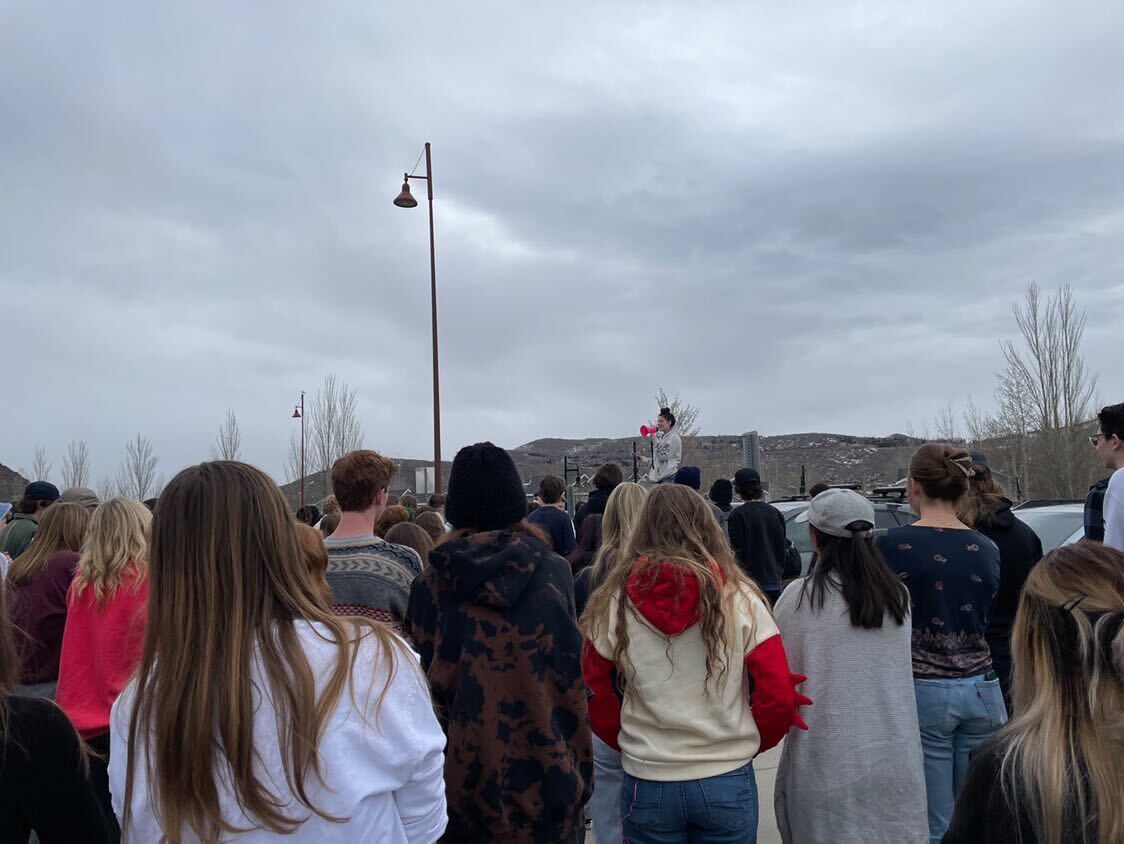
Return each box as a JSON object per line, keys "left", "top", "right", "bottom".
{"left": 640, "top": 424, "right": 658, "bottom": 437}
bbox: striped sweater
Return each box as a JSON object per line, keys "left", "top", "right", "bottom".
{"left": 323, "top": 535, "right": 423, "bottom": 631}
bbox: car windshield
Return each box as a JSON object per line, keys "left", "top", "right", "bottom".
{"left": 1014, "top": 509, "right": 1084, "bottom": 552}
{"left": 785, "top": 510, "right": 814, "bottom": 553}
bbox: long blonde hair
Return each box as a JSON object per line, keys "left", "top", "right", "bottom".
{"left": 589, "top": 483, "right": 646, "bottom": 585}
{"left": 71, "top": 498, "right": 151, "bottom": 605}
{"left": 999, "top": 541, "right": 1124, "bottom": 844}
{"left": 7, "top": 503, "right": 90, "bottom": 587}
{"left": 123, "top": 461, "right": 412, "bottom": 843}
{"left": 581, "top": 484, "right": 763, "bottom": 696}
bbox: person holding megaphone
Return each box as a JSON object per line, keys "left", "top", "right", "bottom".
{"left": 638, "top": 407, "right": 682, "bottom": 484}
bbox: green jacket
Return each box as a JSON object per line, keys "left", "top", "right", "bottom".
{"left": 0, "top": 513, "right": 38, "bottom": 558}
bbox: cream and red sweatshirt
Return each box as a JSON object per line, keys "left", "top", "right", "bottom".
{"left": 583, "top": 561, "right": 810, "bottom": 781}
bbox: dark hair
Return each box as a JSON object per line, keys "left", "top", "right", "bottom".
{"left": 295, "top": 506, "right": 315, "bottom": 525}
{"left": 400, "top": 494, "right": 417, "bottom": 513}
{"left": 331, "top": 450, "right": 397, "bottom": 512}
{"left": 736, "top": 479, "right": 764, "bottom": 501}
{"left": 414, "top": 510, "right": 446, "bottom": 542}
{"left": 808, "top": 482, "right": 831, "bottom": 498}
{"left": 317, "top": 512, "right": 340, "bottom": 538}
{"left": 538, "top": 475, "right": 566, "bottom": 505}
{"left": 567, "top": 514, "right": 603, "bottom": 572}
{"left": 443, "top": 519, "right": 549, "bottom": 547}
{"left": 592, "top": 463, "right": 623, "bottom": 491}
{"left": 909, "top": 443, "right": 972, "bottom": 502}
{"left": 799, "top": 525, "right": 909, "bottom": 629}
{"left": 384, "top": 521, "right": 434, "bottom": 562}
{"left": 658, "top": 407, "right": 676, "bottom": 428}
{"left": 427, "top": 493, "right": 446, "bottom": 509}
{"left": 374, "top": 505, "right": 410, "bottom": 538}
{"left": 1098, "top": 402, "right": 1124, "bottom": 442}
{"left": 526, "top": 501, "right": 540, "bottom": 515}
{"left": 15, "top": 496, "right": 41, "bottom": 515}
{"left": 143, "top": 498, "right": 159, "bottom": 512}
{"left": 958, "top": 461, "right": 1007, "bottom": 527}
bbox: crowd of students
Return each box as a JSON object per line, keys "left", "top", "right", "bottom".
{"left": 0, "top": 400, "right": 1121, "bottom": 843}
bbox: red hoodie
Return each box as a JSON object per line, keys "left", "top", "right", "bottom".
{"left": 583, "top": 560, "right": 809, "bottom": 781}
{"left": 57, "top": 567, "right": 148, "bottom": 740}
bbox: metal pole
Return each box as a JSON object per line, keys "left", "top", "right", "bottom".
{"left": 425, "top": 142, "right": 442, "bottom": 495}
{"left": 632, "top": 440, "right": 638, "bottom": 483}
{"left": 299, "top": 391, "right": 306, "bottom": 509}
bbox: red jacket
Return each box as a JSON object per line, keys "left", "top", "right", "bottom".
{"left": 57, "top": 567, "right": 148, "bottom": 740}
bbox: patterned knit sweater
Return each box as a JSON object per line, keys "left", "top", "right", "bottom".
{"left": 323, "top": 534, "right": 422, "bottom": 631}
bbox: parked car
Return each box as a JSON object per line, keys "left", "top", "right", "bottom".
{"left": 776, "top": 498, "right": 917, "bottom": 575}
{"left": 1012, "top": 503, "right": 1084, "bottom": 552}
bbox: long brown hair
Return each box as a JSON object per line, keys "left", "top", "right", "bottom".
{"left": 122, "top": 461, "right": 411, "bottom": 842}
{"left": 71, "top": 497, "right": 151, "bottom": 606}
{"left": 581, "top": 484, "right": 764, "bottom": 696}
{"left": 909, "top": 443, "right": 973, "bottom": 502}
{"left": 292, "top": 522, "right": 334, "bottom": 607}
{"left": 999, "top": 541, "right": 1124, "bottom": 844}
{"left": 7, "top": 503, "right": 90, "bottom": 587}
{"left": 957, "top": 461, "right": 1007, "bottom": 527}
{"left": 588, "top": 482, "right": 646, "bottom": 586}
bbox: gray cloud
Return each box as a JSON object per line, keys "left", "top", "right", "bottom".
{"left": 3, "top": 0, "right": 1123, "bottom": 484}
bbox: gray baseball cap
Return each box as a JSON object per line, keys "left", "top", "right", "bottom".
{"left": 796, "top": 488, "right": 875, "bottom": 538}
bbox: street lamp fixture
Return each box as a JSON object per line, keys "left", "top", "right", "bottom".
{"left": 393, "top": 141, "right": 442, "bottom": 495}
{"left": 292, "top": 391, "right": 305, "bottom": 509}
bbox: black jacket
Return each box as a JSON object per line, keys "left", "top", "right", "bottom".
{"left": 974, "top": 498, "right": 1042, "bottom": 654}
{"left": 405, "top": 531, "right": 592, "bottom": 843}
{"left": 728, "top": 501, "right": 788, "bottom": 592}
{"left": 944, "top": 739, "right": 1096, "bottom": 843}
{"left": 574, "top": 487, "right": 612, "bottom": 535}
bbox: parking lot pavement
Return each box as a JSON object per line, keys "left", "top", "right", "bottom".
{"left": 587, "top": 741, "right": 785, "bottom": 843}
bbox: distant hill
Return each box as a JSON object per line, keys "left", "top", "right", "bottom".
{"left": 0, "top": 464, "right": 29, "bottom": 503}
{"left": 279, "top": 431, "right": 926, "bottom": 506}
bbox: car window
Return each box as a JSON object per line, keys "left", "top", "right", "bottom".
{"left": 786, "top": 513, "right": 814, "bottom": 554}
{"left": 1014, "top": 510, "right": 1085, "bottom": 553}
{"left": 894, "top": 508, "right": 918, "bottom": 526}
{"left": 874, "top": 510, "right": 898, "bottom": 531}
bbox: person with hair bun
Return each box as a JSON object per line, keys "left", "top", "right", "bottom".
{"left": 876, "top": 444, "right": 1005, "bottom": 844}
{"left": 945, "top": 541, "right": 1124, "bottom": 844}
{"left": 639, "top": 407, "right": 682, "bottom": 484}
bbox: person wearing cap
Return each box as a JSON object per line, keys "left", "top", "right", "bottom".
{"left": 957, "top": 450, "right": 1042, "bottom": 710}
{"left": 728, "top": 468, "right": 788, "bottom": 604}
{"left": 0, "top": 481, "right": 60, "bottom": 559}
{"left": 60, "top": 486, "right": 100, "bottom": 511}
{"left": 773, "top": 489, "right": 928, "bottom": 843}
{"left": 404, "top": 442, "right": 592, "bottom": 844}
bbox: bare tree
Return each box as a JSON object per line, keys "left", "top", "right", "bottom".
{"left": 285, "top": 429, "right": 304, "bottom": 484}
{"left": 996, "top": 283, "right": 1099, "bottom": 499}
{"left": 61, "top": 441, "right": 91, "bottom": 488}
{"left": 95, "top": 475, "right": 119, "bottom": 500}
{"left": 117, "top": 434, "right": 160, "bottom": 500}
{"left": 654, "top": 388, "right": 701, "bottom": 437}
{"left": 31, "top": 446, "right": 52, "bottom": 482}
{"left": 932, "top": 401, "right": 959, "bottom": 443}
{"left": 309, "top": 374, "right": 364, "bottom": 483}
{"left": 211, "top": 409, "right": 243, "bottom": 461}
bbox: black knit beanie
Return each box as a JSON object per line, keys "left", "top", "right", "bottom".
{"left": 445, "top": 442, "right": 527, "bottom": 531}
{"left": 709, "top": 478, "right": 733, "bottom": 507}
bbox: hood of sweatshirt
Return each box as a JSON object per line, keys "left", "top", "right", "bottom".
{"left": 975, "top": 495, "right": 1016, "bottom": 530}
{"left": 585, "top": 487, "right": 612, "bottom": 514}
{"left": 625, "top": 560, "right": 723, "bottom": 636}
{"left": 427, "top": 530, "right": 550, "bottom": 609}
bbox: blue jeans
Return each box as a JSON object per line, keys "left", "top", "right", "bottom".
{"left": 590, "top": 736, "right": 623, "bottom": 844}
{"left": 914, "top": 675, "right": 1007, "bottom": 844}
{"left": 621, "top": 762, "right": 758, "bottom": 843}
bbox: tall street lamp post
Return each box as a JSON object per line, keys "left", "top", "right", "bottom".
{"left": 394, "top": 141, "right": 442, "bottom": 495}
{"left": 292, "top": 391, "right": 305, "bottom": 508}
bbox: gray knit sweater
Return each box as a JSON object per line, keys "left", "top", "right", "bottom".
{"left": 773, "top": 577, "right": 928, "bottom": 844}
{"left": 323, "top": 534, "right": 422, "bottom": 631}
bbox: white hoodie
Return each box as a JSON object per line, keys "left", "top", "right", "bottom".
{"left": 647, "top": 430, "right": 682, "bottom": 482}
{"left": 110, "top": 621, "right": 447, "bottom": 843}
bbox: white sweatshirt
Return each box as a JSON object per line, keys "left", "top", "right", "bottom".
{"left": 109, "top": 621, "right": 447, "bottom": 843}
{"left": 647, "top": 430, "right": 682, "bottom": 482}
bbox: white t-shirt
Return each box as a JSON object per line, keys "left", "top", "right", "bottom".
{"left": 1104, "top": 467, "right": 1124, "bottom": 552}
{"left": 109, "top": 621, "right": 447, "bottom": 843}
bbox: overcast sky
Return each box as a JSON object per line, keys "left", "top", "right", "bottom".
{"left": 3, "top": 1, "right": 1123, "bottom": 486}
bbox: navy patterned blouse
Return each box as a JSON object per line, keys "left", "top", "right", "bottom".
{"left": 876, "top": 525, "right": 1001, "bottom": 679}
